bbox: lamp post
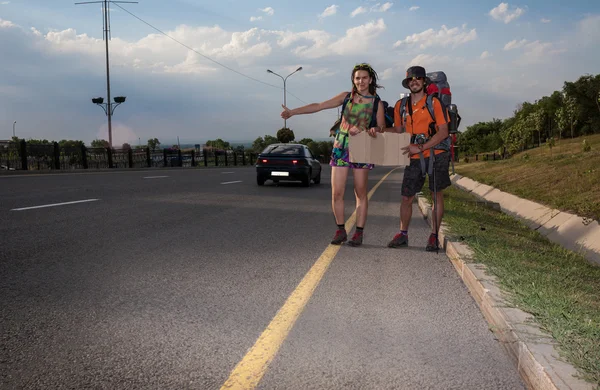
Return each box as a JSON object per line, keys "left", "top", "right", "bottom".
{"left": 76, "top": 0, "right": 137, "bottom": 147}
{"left": 267, "top": 67, "right": 302, "bottom": 129}
{"left": 91, "top": 96, "right": 127, "bottom": 147}
{"left": 12, "top": 121, "right": 16, "bottom": 138}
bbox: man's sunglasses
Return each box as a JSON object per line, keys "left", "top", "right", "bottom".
{"left": 408, "top": 77, "right": 425, "bottom": 81}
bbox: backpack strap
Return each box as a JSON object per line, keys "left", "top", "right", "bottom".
{"left": 340, "top": 92, "right": 351, "bottom": 120}
{"left": 369, "top": 96, "right": 381, "bottom": 129}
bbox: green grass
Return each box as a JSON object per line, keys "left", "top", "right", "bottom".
{"left": 455, "top": 134, "right": 600, "bottom": 221}
{"left": 435, "top": 186, "right": 600, "bottom": 386}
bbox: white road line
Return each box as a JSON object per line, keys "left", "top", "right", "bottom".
{"left": 11, "top": 199, "right": 100, "bottom": 211}
{"left": 143, "top": 176, "right": 169, "bottom": 179}
{"left": 221, "top": 181, "right": 242, "bottom": 185}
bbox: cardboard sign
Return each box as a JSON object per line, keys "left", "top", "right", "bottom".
{"left": 348, "top": 131, "right": 411, "bottom": 166}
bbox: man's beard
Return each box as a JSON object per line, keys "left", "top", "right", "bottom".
{"left": 410, "top": 85, "right": 423, "bottom": 94}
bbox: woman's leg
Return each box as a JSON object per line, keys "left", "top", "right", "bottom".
{"left": 352, "top": 168, "right": 369, "bottom": 228}
{"left": 331, "top": 166, "right": 349, "bottom": 225}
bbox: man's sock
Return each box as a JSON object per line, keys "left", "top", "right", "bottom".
{"left": 400, "top": 230, "right": 408, "bottom": 236}
{"left": 337, "top": 224, "right": 345, "bottom": 230}
{"left": 356, "top": 226, "right": 364, "bottom": 233}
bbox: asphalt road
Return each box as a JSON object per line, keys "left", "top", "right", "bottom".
{"left": 0, "top": 166, "right": 525, "bottom": 389}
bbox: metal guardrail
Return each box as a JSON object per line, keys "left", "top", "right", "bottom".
{"left": 0, "top": 140, "right": 259, "bottom": 171}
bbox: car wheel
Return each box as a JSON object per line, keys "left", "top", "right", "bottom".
{"left": 302, "top": 170, "right": 311, "bottom": 187}
{"left": 313, "top": 171, "right": 321, "bottom": 184}
{"left": 257, "top": 175, "right": 265, "bottom": 186}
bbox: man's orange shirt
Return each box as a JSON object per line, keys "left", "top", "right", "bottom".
{"left": 394, "top": 95, "right": 448, "bottom": 159}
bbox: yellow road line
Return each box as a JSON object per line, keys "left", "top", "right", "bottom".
{"left": 220, "top": 168, "right": 398, "bottom": 390}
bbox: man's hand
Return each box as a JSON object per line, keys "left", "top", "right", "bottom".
{"left": 401, "top": 144, "right": 421, "bottom": 156}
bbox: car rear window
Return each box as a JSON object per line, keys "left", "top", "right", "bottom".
{"left": 262, "top": 145, "right": 303, "bottom": 155}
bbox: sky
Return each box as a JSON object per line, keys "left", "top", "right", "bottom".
{"left": 1, "top": 0, "right": 599, "bottom": 146}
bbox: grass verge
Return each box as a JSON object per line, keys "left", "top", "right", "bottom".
{"left": 434, "top": 186, "right": 600, "bottom": 386}
{"left": 454, "top": 134, "right": 600, "bottom": 221}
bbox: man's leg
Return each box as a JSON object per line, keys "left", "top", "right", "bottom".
{"left": 426, "top": 152, "right": 452, "bottom": 251}
{"left": 389, "top": 159, "right": 424, "bottom": 248}
{"left": 400, "top": 195, "right": 414, "bottom": 231}
{"left": 431, "top": 190, "right": 444, "bottom": 234}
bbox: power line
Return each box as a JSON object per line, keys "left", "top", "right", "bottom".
{"left": 111, "top": 2, "right": 307, "bottom": 104}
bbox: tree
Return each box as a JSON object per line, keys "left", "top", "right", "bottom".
{"left": 564, "top": 96, "right": 579, "bottom": 138}
{"left": 276, "top": 127, "right": 295, "bottom": 143}
{"left": 298, "top": 138, "right": 314, "bottom": 145}
{"left": 264, "top": 135, "right": 278, "bottom": 146}
{"left": 555, "top": 107, "right": 567, "bottom": 140}
{"left": 91, "top": 139, "right": 110, "bottom": 148}
{"left": 530, "top": 109, "right": 545, "bottom": 147}
{"left": 122, "top": 143, "right": 131, "bottom": 151}
{"left": 147, "top": 138, "right": 161, "bottom": 151}
{"left": 58, "top": 140, "right": 85, "bottom": 149}
{"left": 252, "top": 137, "right": 266, "bottom": 153}
{"left": 206, "top": 139, "right": 230, "bottom": 150}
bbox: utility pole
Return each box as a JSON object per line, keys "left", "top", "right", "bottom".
{"left": 76, "top": 0, "right": 138, "bottom": 147}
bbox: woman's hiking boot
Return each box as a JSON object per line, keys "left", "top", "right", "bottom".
{"left": 347, "top": 231, "right": 363, "bottom": 247}
{"left": 331, "top": 229, "right": 347, "bottom": 245}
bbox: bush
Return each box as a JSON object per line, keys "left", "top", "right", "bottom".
{"left": 522, "top": 153, "right": 530, "bottom": 161}
{"left": 582, "top": 139, "right": 592, "bottom": 152}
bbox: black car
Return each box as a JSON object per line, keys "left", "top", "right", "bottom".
{"left": 255, "top": 143, "right": 322, "bottom": 186}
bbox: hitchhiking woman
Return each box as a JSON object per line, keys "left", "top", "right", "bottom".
{"left": 281, "top": 63, "right": 385, "bottom": 246}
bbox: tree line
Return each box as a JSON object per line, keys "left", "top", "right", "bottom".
{"left": 458, "top": 73, "right": 600, "bottom": 156}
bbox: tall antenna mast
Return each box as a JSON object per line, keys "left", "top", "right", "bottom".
{"left": 75, "top": 0, "right": 138, "bottom": 147}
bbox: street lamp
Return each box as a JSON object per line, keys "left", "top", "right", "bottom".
{"left": 91, "top": 96, "right": 127, "bottom": 147}
{"left": 12, "top": 121, "right": 16, "bottom": 138}
{"left": 267, "top": 66, "right": 302, "bottom": 128}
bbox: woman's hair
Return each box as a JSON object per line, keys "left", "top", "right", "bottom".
{"left": 351, "top": 63, "right": 383, "bottom": 95}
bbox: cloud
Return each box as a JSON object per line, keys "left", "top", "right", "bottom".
{"left": 260, "top": 7, "right": 275, "bottom": 16}
{"left": 503, "top": 39, "right": 527, "bottom": 50}
{"left": 319, "top": 5, "right": 338, "bottom": 19}
{"left": 372, "top": 2, "right": 393, "bottom": 12}
{"left": 393, "top": 24, "right": 477, "bottom": 49}
{"left": 409, "top": 6, "right": 419, "bottom": 11}
{"left": 407, "top": 54, "right": 455, "bottom": 68}
{"left": 517, "top": 40, "right": 565, "bottom": 64}
{"left": 489, "top": 3, "right": 525, "bottom": 24}
{"left": 304, "top": 69, "right": 338, "bottom": 78}
{"left": 273, "top": 19, "right": 386, "bottom": 58}
{"left": 351, "top": 6, "right": 368, "bottom": 17}
{"left": 503, "top": 38, "right": 565, "bottom": 64}
{"left": 273, "top": 29, "right": 332, "bottom": 58}
{"left": 250, "top": 16, "right": 263, "bottom": 22}
{"left": 576, "top": 14, "right": 600, "bottom": 46}
{"left": 480, "top": 51, "right": 492, "bottom": 59}
{"left": 1, "top": 1, "right": 10, "bottom": 4}
{"left": 381, "top": 68, "right": 394, "bottom": 80}
{"left": 329, "top": 18, "right": 386, "bottom": 55}
{"left": 541, "top": 18, "right": 551, "bottom": 23}
{"left": 0, "top": 18, "right": 15, "bottom": 28}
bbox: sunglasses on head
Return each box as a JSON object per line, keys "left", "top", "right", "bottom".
{"left": 354, "top": 63, "right": 373, "bottom": 70}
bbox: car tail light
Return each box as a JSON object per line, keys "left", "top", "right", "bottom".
{"left": 293, "top": 159, "right": 306, "bottom": 165}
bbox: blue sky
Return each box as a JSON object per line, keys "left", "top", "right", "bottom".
{"left": 1, "top": 1, "right": 599, "bottom": 145}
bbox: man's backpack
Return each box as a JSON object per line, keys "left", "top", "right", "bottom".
{"left": 330, "top": 93, "right": 394, "bottom": 137}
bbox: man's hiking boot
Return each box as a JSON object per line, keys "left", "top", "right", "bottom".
{"left": 331, "top": 229, "right": 347, "bottom": 245}
{"left": 387, "top": 233, "right": 408, "bottom": 248}
{"left": 426, "top": 233, "right": 440, "bottom": 252}
{"left": 347, "top": 231, "right": 363, "bottom": 247}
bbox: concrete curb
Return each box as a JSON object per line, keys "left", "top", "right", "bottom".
{"left": 449, "top": 174, "right": 600, "bottom": 267}
{"left": 416, "top": 195, "right": 595, "bottom": 390}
